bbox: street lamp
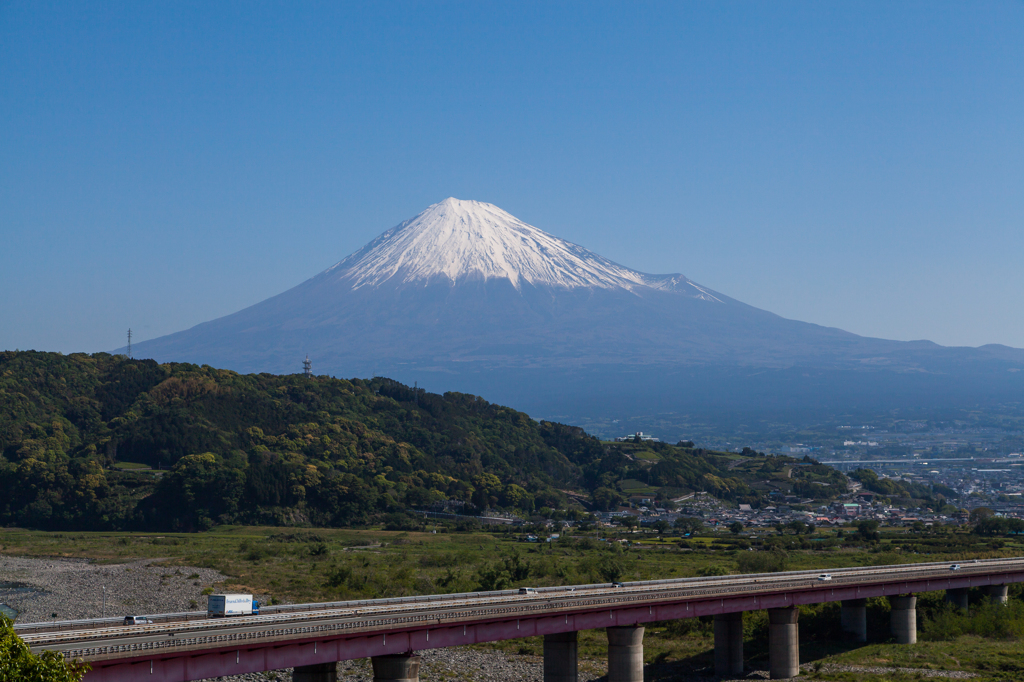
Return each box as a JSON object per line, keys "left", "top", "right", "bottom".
{"left": 102, "top": 586, "right": 106, "bottom": 619}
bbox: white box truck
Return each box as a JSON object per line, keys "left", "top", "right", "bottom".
{"left": 207, "top": 594, "right": 259, "bottom": 617}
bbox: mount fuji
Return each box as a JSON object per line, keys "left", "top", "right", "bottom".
{"left": 131, "top": 198, "right": 1024, "bottom": 424}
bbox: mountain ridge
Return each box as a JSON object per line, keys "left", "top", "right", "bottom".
{"left": 128, "top": 199, "right": 1024, "bottom": 424}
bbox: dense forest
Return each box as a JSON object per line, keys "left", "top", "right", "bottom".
{"left": 1, "top": 351, "right": 843, "bottom": 532}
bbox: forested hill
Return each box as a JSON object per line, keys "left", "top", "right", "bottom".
{"left": 1, "top": 351, "right": 843, "bottom": 532}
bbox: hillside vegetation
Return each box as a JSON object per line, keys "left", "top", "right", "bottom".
{"left": 2, "top": 351, "right": 843, "bottom": 532}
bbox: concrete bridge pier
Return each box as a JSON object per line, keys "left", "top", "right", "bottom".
{"left": 544, "top": 631, "right": 579, "bottom": 682}
{"left": 984, "top": 584, "right": 1009, "bottom": 604}
{"left": 890, "top": 595, "right": 917, "bottom": 644}
{"left": 840, "top": 598, "right": 867, "bottom": 642}
{"left": 606, "top": 626, "right": 645, "bottom": 682}
{"left": 714, "top": 612, "right": 744, "bottom": 677}
{"left": 945, "top": 588, "right": 969, "bottom": 610}
{"left": 768, "top": 606, "right": 800, "bottom": 679}
{"left": 371, "top": 653, "right": 421, "bottom": 682}
{"left": 293, "top": 662, "right": 337, "bottom": 682}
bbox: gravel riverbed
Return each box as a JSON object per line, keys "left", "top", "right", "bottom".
{"left": 0, "top": 555, "right": 231, "bottom": 623}
{"left": 196, "top": 658, "right": 981, "bottom": 682}
{"left": 191, "top": 647, "right": 610, "bottom": 682}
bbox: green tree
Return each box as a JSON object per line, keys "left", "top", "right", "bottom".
{"left": 475, "top": 564, "right": 512, "bottom": 591}
{"left": 597, "top": 555, "right": 626, "bottom": 583}
{"left": 501, "top": 484, "right": 534, "bottom": 512}
{"left": 674, "top": 517, "right": 703, "bottom": 535}
{"left": 1, "top": 616, "right": 89, "bottom": 682}
{"left": 855, "top": 519, "right": 881, "bottom": 542}
{"left": 592, "top": 487, "right": 623, "bottom": 511}
{"left": 729, "top": 521, "right": 744, "bottom": 535}
{"left": 970, "top": 507, "right": 995, "bottom": 523}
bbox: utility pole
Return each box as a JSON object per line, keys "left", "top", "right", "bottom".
{"left": 102, "top": 586, "right": 106, "bottom": 619}
{"left": 127, "top": 329, "right": 132, "bottom": 359}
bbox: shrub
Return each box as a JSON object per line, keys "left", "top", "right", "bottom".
{"left": 696, "top": 565, "right": 728, "bottom": 577}
{"left": 736, "top": 549, "right": 788, "bottom": 574}
{"left": 922, "top": 601, "right": 1024, "bottom": 641}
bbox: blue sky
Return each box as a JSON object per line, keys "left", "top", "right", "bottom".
{"left": 2, "top": 1, "right": 1022, "bottom": 353}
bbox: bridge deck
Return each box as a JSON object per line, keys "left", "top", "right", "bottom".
{"left": 19, "top": 557, "right": 1024, "bottom": 682}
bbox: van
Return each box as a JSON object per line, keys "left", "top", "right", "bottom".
{"left": 518, "top": 587, "right": 537, "bottom": 595}
{"left": 123, "top": 616, "right": 153, "bottom": 625}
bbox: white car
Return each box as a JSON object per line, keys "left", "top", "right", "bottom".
{"left": 817, "top": 574, "right": 833, "bottom": 582}
{"left": 123, "top": 615, "right": 153, "bottom": 625}
{"left": 949, "top": 564, "right": 961, "bottom": 571}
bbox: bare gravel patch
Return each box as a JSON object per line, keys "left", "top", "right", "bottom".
{"left": 0, "top": 555, "right": 230, "bottom": 623}
{"left": 804, "top": 663, "right": 979, "bottom": 679}
{"left": 193, "top": 647, "right": 610, "bottom": 682}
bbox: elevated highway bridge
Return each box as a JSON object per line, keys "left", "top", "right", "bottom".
{"left": 18, "top": 557, "right": 1024, "bottom": 682}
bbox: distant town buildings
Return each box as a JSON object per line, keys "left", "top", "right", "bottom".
{"left": 615, "top": 431, "right": 660, "bottom": 443}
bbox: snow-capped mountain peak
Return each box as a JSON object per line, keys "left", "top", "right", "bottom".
{"left": 324, "top": 197, "right": 699, "bottom": 294}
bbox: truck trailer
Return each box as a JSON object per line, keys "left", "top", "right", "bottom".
{"left": 207, "top": 594, "right": 259, "bottom": 617}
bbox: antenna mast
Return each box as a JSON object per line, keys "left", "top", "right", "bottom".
{"left": 127, "top": 329, "right": 132, "bottom": 359}
{"left": 303, "top": 354, "right": 312, "bottom": 377}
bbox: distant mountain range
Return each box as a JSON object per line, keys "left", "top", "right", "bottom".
{"left": 130, "top": 198, "right": 1024, "bottom": 427}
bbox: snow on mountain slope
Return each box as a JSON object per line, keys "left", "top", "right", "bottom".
{"left": 322, "top": 197, "right": 718, "bottom": 298}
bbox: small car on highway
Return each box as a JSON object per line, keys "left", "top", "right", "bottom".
{"left": 123, "top": 616, "right": 153, "bottom": 625}
{"left": 949, "top": 564, "right": 962, "bottom": 571}
{"left": 817, "top": 574, "right": 833, "bottom": 581}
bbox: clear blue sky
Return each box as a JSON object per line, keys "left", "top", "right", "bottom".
{"left": 3, "top": 1, "right": 1022, "bottom": 353}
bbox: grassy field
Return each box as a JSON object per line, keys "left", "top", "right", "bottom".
{"left": 111, "top": 461, "right": 153, "bottom": 470}
{"left": 4, "top": 525, "right": 1024, "bottom": 680}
